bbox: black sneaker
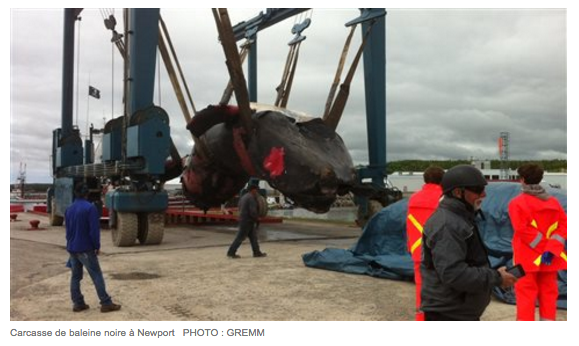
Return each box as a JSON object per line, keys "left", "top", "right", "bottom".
{"left": 227, "top": 254, "right": 241, "bottom": 259}
{"left": 253, "top": 252, "right": 267, "bottom": 258}
{"left": 73, "top": 304, "right": 90, "bottom": 312}
{"left": 101, "top": 303, "right": 121, "bottom": 313}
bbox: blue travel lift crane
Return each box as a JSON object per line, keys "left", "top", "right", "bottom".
{"left": 48, "top": 8, "right": 399, "bottom": 245}
{"left": 49, "top": 9, "right": 170, "bottom": 246}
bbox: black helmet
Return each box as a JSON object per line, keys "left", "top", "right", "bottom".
{"left": 441, "top": 165, "right": 487, "bottom": 193}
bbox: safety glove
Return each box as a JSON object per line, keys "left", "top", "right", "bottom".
{"left": 541, "top": 251, "right": 554, "bottom": 266}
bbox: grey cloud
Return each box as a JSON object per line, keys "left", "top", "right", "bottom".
{"left": 10, "top": 8, "right": 566, "bottom": 183}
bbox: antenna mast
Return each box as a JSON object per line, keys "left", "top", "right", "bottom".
{"left": 499, "top": 132, "right": 510, "bottom": 180}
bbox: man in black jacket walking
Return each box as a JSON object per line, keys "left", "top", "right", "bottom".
{"left": 420, "top": 165, "right": 517, "bottom": 320}
{"left": 227, "top": 184, "right": 267, "bottom": 259}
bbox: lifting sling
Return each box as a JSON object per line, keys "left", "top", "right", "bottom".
{"left": 274, "top": 17, "right": 311, "bottom": 108}
{"left": 220, "top": 40, "right": 252, "bottom": 105}
{"left": 323, "top": 20, "right": 377, "bottom": 131}
{"left": 158, "top": 15, "right": 207, "bottom": 161}
{"left": 212, "top": 8, "right": 253, "bottom": 135}
{"left": 212, "top": 8, "right": 257, "bottom": 176}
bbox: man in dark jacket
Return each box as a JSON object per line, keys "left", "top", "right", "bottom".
{"left": 65, "top": 182, "right": 121, "bottom": 313}
{"left": 420, "top": 165, "right": 517, "bottom": 320}
{"left": 227, "top": 184, "right": 266, "bottom": 258}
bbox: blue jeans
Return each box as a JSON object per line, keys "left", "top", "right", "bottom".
{"left": 68, "top": 251, "right": 112, "bottom": 307}
{"left": 227, "top": 220, "right": 261, "bottom": 255}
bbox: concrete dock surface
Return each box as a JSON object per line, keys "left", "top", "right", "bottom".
{"left": 10, "top": 212, "right": 567, "bottom": 321}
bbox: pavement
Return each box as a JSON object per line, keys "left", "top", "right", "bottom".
{"left": 9, "top": 211, "right": 567, "bottom": 321}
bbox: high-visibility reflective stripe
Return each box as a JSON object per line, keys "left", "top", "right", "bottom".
{"left": 534, "top": 255, "right": 542, "bottom": 266}
{"left": 408, "top": 214, "right": 424, "bottom": 233}
{"left": 530, "top": 232, "right": 543, "bottom": 249}
{"left": 547, "top": 222, "right": 559, "bottom": 238}
{"left": 551, "top": 234, "right": 566, "bottom": 246}
{"left": 560, "top": 252, "right": 567, "bottom": 262}
{"left": 531, "top": 219, "right": 538, "bottom": 228}
{"left": 411, "top": 238, "right": 422, "bottom": 254}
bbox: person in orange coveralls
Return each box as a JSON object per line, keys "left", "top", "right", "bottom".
{"left": 406, "top": 166, "right": 445, "bottom": 321}
{"left": 508, "top": 163, "right": 567, "bottom": 321}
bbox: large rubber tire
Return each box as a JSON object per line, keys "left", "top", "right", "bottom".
{"left": 49, "top": 199, "right": 64, "bottom": 226}
{"left": 255, "top": 195, "right": 268, "bottom": 241}
{"left": 137, "top": 212, "right": 165, "bottom": 245}
{"left": 256, "top": 194, "right": 268, "bottom": 217}
{"left": 112, "top": 212, "right": 138, "bottom": 247}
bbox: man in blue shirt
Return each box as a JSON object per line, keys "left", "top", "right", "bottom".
{"left": 65, "top": 182, "right": 121, "bottom": 313}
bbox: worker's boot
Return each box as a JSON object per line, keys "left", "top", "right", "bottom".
{"left": 101, "top": 303, "right": 121, "bottom": 313}
{"left": 73, "top": 303, "right": 90, "bottom": 312}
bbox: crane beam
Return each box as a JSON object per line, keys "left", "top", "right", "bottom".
{"left": 232, "top": 8, "right": 310, "bottom": 41}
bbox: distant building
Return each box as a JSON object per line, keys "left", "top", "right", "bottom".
{"left": 389, "top": 161, "right": 566, "bottom": 193}
{"left": 471, "top": 160, "right": 518, "bottom": 181}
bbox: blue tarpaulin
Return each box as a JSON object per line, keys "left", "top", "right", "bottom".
{"left": 302, "top": 182, "right": 567, "bottom": 309}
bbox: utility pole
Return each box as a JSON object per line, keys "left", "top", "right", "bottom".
{"left": 17, "top": 162, "right": 26, "bottom": 198}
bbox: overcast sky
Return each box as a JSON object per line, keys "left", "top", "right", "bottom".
{"left": 10, "top": 8, "right": 567, "bottom": 183}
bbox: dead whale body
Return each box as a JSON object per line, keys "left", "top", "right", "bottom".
{"left": 182, "top": 103, "right": 356, "bottom": 213}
